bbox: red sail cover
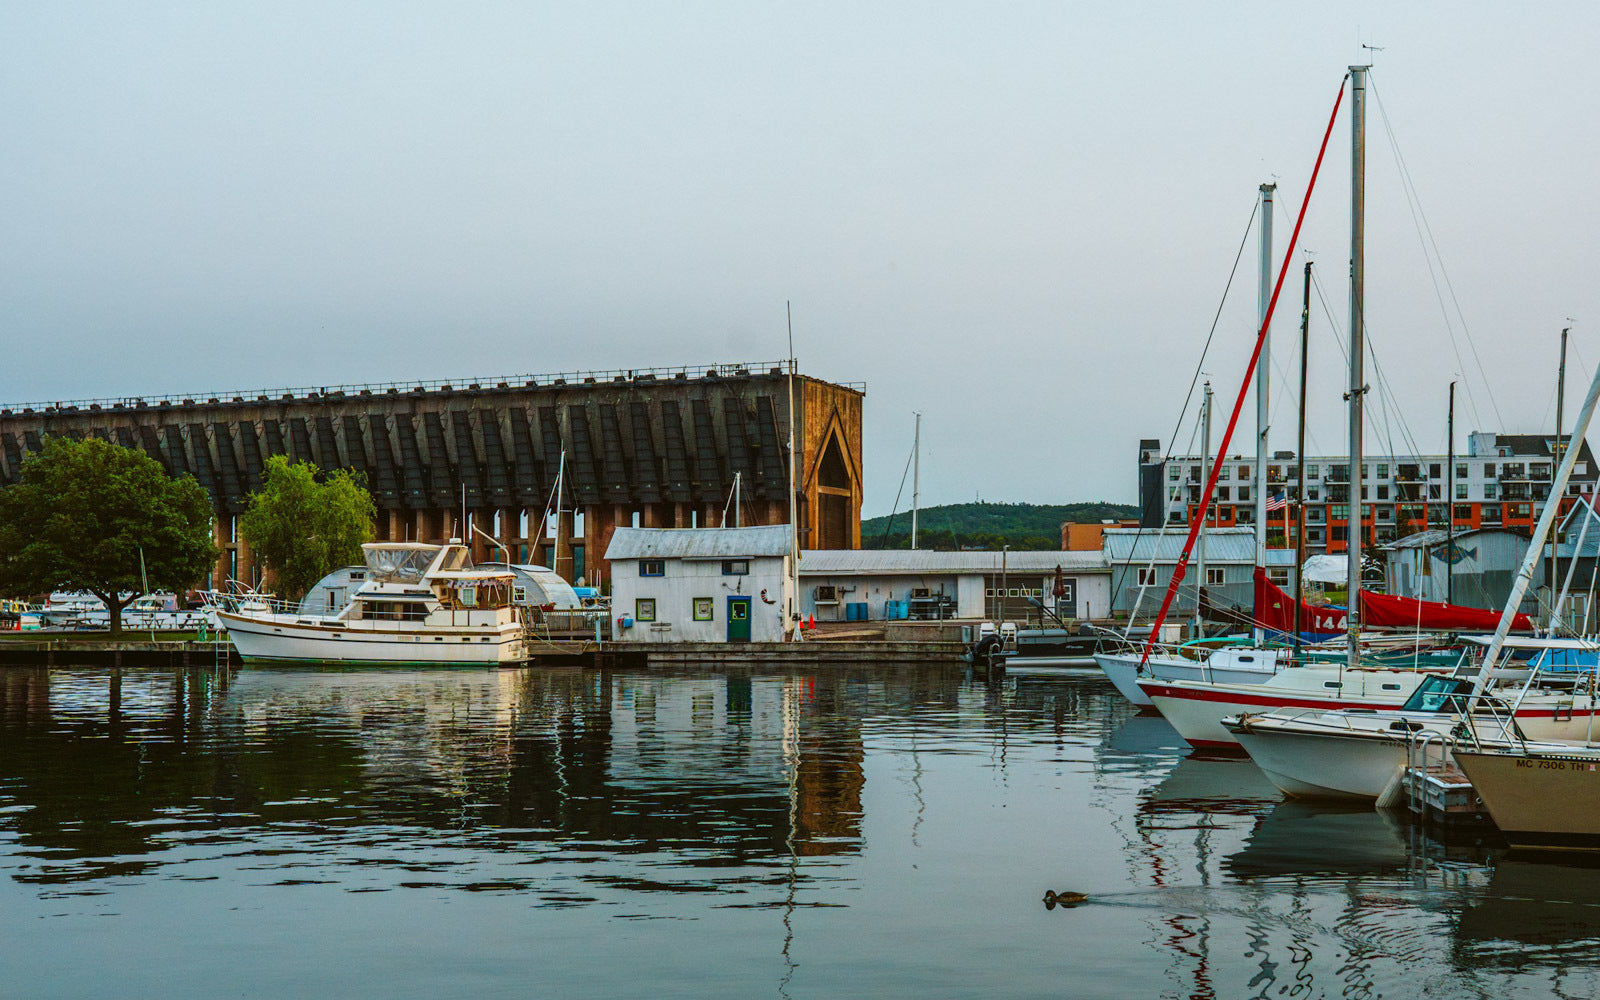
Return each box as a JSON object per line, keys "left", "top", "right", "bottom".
{"left": 1251, "top": 567, "right": 1532, "bottom": 633}
{"left": 1252, "top": 568, "right": 1347, "bottom": 635}
{"left": 1360, "top": 588, "right": 1534, "bottom": 632}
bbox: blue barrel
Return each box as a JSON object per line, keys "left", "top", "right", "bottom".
{"left": 846, "top": 602, "right": 868, "bottom": 621}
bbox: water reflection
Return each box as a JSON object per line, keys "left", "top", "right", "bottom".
{"left": 4, "top": 664, "right": 1600, "bottom": 998}
{"left": 0, "top": 666, "right": 878, "bottom": 887}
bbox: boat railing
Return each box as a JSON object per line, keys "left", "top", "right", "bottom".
{"left": 1452, "top": 693, "right": 1528, "bottom": 752}
{"left": 1407, "top": 729, "right": 1446, "bottom": 776}
{"left": 198, "top": 591, "right": 300, "bottom": 616}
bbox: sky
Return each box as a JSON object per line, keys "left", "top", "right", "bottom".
{"left": 4, "top": 3, "right": 1599, "bottom": 517}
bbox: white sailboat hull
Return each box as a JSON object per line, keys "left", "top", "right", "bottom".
{"left": 1094, "top": 649, "right": 1285, "bottom": 708}
{"left": 1234, "top": 698, "right": 1600, "bottom": 799}
{"left": 1234, "top": 725, "right": 1422, "bottom": 799}
{"left": 219, "top": 610, "right": 527, "bottom": 666}
{"left": 1139, "top": 670, "right": 1429, "bottom": 750}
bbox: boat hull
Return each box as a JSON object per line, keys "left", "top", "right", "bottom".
{"left": 1455, "top": 749, "right": 1600, "bottom": 850}
{"left": 1140, "top": 671, "right": 1428, "bottom": 749}
{"left": 219, "top": 610, "right": 526, "bottom": 666}
{"left": 1094, "top": 650, "right": 1283, "bottom": 708}
{"left": 1233, "top": 725, "right": 1421, "bottom": 800}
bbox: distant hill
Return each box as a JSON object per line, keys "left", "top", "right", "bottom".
{"left": 859, "top": 501, "right": 1139, "bottom": 551}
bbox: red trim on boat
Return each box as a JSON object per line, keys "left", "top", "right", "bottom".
{"left": 1141, "top": 683, "right": 1595, "bottom": 719}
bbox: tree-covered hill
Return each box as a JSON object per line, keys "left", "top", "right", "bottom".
{"left": 859, "top": 501, "right": 1139, "bottom": 551}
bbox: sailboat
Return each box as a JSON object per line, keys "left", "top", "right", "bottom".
{"left": 1098, "top": 71, "right": 1473, "bottom": 711}
{"left": 1128, "top": 67, "right": 1545, "bottom": 747}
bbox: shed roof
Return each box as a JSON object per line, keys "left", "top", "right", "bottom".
{"left": 1103, "top": 527, "right": 1259, "bottom": 563}
{"left": 605, "top": 525, "right": 793, "bottom": 560}
{"left": 798, "top": 549, "right": 1107, "bottom": 575}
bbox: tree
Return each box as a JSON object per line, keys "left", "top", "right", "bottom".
{"left": 0, "top": 437, "right": 217, "bottom": 632}
{"left": 239, "top": 456, "right": 376, "bottom": 600}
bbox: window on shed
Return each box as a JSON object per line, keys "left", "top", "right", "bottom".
{"left": 635, "top": 598, "right": 656, "bottom": 622}
{"left": 722, "top": 560, "right": 749, "bottom": 576}
{"left": 640, "top": 559, "right": 665, "bottom": 577}
{"left": 1205, "top": 568, "right": 1225, "bottom": 586}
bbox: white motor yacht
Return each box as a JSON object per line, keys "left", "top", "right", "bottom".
{"left": 214, "top": 541, "right": 528, "bottom": 666}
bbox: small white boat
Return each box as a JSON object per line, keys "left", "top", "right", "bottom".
{"left": 1138, "top": 667, "right": 1437, "bottom": 750}
{"left": 214, "top": 542, "right": 529, "bottom": 666}
{"left": 1226, "top": 656, "right": 1600, "bottom": 800}
{"left": 1095, "top": 645, "right": 1291, "bottom": 707}
{"left": 38, "top": 592, "right": 204, "bottom": 630}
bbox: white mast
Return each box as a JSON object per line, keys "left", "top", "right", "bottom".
{"left": 786, "top": 303, "right": 801, "bottom": 641}
{"left": 552, "top": 451, "right": 567, "bottom": 576}
{"left": 911, "top": 412, "right": 921, "bottom": 550}
{"left": 1346, "top": 65, "right": 1368, "bottom": 672}
{"left": 1254, "top": 181, "right": 1276, "bottom": 643}
{"left": 1474, "top": 362, "right": 1600, "bottom": 692}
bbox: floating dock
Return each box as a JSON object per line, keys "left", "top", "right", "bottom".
{"left": 1403, "top": 762, "right": 1492, "bottom": 828}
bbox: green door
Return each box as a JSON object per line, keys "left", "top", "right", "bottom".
{"left": 727, "top": 597, "right": 752, "bottom": 642}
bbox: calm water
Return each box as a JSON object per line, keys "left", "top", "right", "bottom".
{"left": 2, "top": 663, "right": 1598, "bottom": 999}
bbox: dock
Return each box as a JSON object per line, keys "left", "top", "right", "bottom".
{"left": 1403, "top": 762, "right": 1493, "bottom": 828}
{"left": 0, "top": 628, "right": 971, "bottom": 671}
{"left": 0, "top": 638, "right": 237, "bottom": 667}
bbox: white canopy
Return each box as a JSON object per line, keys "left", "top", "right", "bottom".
{"left": 1301, "top": 554, "right": 1347, "bottom": 585}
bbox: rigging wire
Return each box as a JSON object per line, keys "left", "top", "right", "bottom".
{"left": 1108, "top": 197, "right": 1262, "bottom": 614}
{"left": 1370, "top": 73, "right": 1503, "bottom": 430}
{"left": 877, "top": 436, "right": 918, "bottom": 547}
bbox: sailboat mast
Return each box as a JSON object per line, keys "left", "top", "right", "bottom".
{"left": 553, "top": 451, "right": 566, "bottom": 576}
{"left": 1195, "top": 383, "right": 1212, "bottom": 636}
{"left": 1346, "top": 64, "right": 1369, "bottom": 672}
{"left": 1551, "top": 327, "right": 1569, "bottom": 623}
{"left": 1295, "top": 262, "right": 1312, "bottom": 654}
{"left": 1474, "top": 361, "right": 1600, "bottom": 693}
{"left": 912, "top": 412, "right": 921, "bottom": 550}
{"left": 1447, "top": 381, "right": 1456, "bottom": 605}
{"left": 1255, "top": 182, "right": 1276, "bottom": 644}
{"left": 787, "top": 303, "right": 801, "bottom": 641}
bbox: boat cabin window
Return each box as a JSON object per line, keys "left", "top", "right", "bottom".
{"left": 361, "top": 600, "right": 430, "bottom": 621}
{"left": 1400, "top": 675, "right": 1474, "bottom": 713}
{"left": 365, "top": 547, "right": 436, "bottom": 583}
{"left": 440, "top": 579, "right": 513, "bottom": 610}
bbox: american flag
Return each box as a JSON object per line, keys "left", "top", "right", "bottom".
{"left": 1264, "top": 492, "right": 1289, "bottom": 512}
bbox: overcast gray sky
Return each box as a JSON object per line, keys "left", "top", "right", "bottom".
{"left": 4, "top": 3, "right": 1597, "bottom": 516}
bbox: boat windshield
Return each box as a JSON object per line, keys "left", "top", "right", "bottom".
{"left": 1400, "top": 675, "right": 1475, "bottom": 714}
{"left": 364, "top": 547, "right": 436, "bottom": 583}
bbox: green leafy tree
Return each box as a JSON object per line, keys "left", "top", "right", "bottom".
{"left": 0, "top": 437, "right": 217, "bottom": 632}
{"left": 240, "top": 456, "right": 376, "bottom": 600}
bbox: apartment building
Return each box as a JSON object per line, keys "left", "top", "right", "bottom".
{"left": 1137, "top": 433, "right": 1598, "bottom": 555}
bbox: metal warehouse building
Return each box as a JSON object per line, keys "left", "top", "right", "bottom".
{"left": 797, "top": 549, "right": 1111, "bottom": 623}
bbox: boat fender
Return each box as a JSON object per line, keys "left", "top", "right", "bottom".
{"left": 1043, "top": 890, "right": 1088, "bottom": 910}
{"left": 1375, "top": 766, "right": 1407, "bottom": 810}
